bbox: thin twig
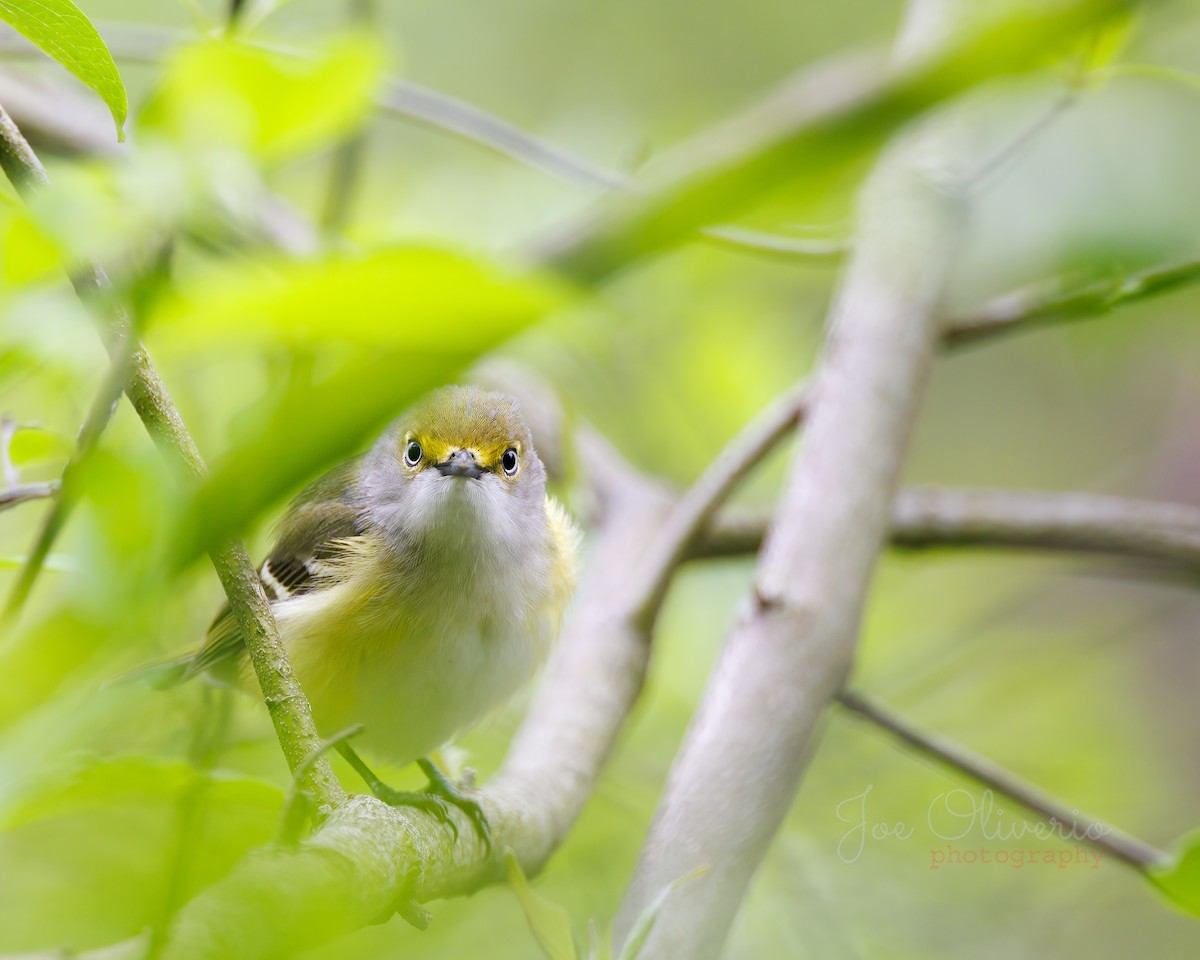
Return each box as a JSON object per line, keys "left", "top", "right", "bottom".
{"left": 0, "top": 481, "right": 59, "bottom": 511}
{"left": 837, "top": 689, "right": 1167, "bottom": 870}
{"left": 956, "top": 87, "right": 1078, "bottom": 194}
{"left": 380, "top": 79, "right": 635, "bottom": 192}
{"left": 0, "top": 416, "right": 60, "bottom": 512}
{"left": 631, "top": 381, "right": 811, "bottom": 626}
{"left": 699, "top": 226, "right": 848, "bottom": 262}
{"left": 944, "top": 257, "right": 1200, "bottom": 347}
{"left": 3, "top": 322, "right": 133, "bottom": 619}
{"left": 318, "top": 0, "right": 375, "bottom": 236}
{"left": 0, "top": 22, "right": 634, "bottom": 193}
{"left": 0, "top": 417, "right": 19, "bottom": 488}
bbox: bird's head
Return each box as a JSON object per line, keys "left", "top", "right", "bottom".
{"left": 360, "top": 385, "right": 547, "bottom": 550}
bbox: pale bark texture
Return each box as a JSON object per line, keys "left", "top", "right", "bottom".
{"left": 612, "top": 4, "right": 970, "bottom": 954}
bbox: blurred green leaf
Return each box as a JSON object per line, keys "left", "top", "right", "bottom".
{"left": 140, "top": 36, "right": 384, "bottom": 163}
{"left": 0, "top": 753, "right": 282, "bottom": 830}
{"left": 0, "top": 747, "right": 281, "bottom": 948}
{"left": 550, "top": 0, "right": 1139, "bottom": 283}
{"left": 0, "top": 0, "right": 127, "bottom": 140}
{"left": 0, "top": 554, "right": 74, "bottom": 572}
{"left": 7, "top": 426, "right": 71, "bottom": 466}
{"left": 507, "top": 851, "right": 579, "bottom": 960}
{"left": 617, "top": 867, "right": 708, "bottom": 960}
{"left": 1079, "top": 9, "right": 1140, "bottom": 77}
{"left": 1149, "top": 830, "right": 1200, "bottom": 918}
{"left": 0, "top": 200, "right": 64, "bottom": 287}
{"left": 150, "top": 246, "right": 561, "bottom": 351}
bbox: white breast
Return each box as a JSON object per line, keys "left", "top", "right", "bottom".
{"left": 270, "top": 481, "right": 559, "bottom": 765}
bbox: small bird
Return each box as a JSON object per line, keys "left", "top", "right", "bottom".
{"left": 164, "top": 385, "right": 579, "bottom": 841}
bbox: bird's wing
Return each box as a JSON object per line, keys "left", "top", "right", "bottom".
{"left": 185, "top": 457, "right": 367, "bottom": 681}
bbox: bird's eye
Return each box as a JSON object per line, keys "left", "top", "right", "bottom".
{"left": 501, "top": 448, "right": 519, "bottom": 476}
{"left": 404, "top": 440, "right": 423, "bottom": 467}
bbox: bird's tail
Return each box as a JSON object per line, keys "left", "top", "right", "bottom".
{"left": 105, "top": 653, "right": 194, "bottom": 690}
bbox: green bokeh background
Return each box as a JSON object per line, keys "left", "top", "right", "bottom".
{"left": 2, "top": 0, "right": 1200, "bottom": 957}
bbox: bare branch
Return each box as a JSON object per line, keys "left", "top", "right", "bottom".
{"left": 0, "top": 482, "right": 58, "bottom": 511}
{"left": 631, "top": 381, "right": 810, "bottom": 625}
{"left": 891, "top": 486, "right": 1200, "bottom": 566}
{"left": 3, "top": 327, "right": 132, "bottom": 618}
{"left": 0, "top": 103, "right": 343, "bottom": 814}
{"left": 695, "top": 487, "right": 1200, "bottom": 574}
{"left": 836, "top": 690, "right": 1167, "bottom": 870}
{"left": 0, "top": 22, "right": 633, "bottom": 193}
{"left": 379, "top": 79, "right": 634, "bottom": 192}
{"left": 0, "top": 417, "right": 60, "bottom": 512}
{"left": 699, "top": 226, "right": 848, "bottom": 262}
{"left": 944, "top": 257, "right": 1200, "bottom": 347}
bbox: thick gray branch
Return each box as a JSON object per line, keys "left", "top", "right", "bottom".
{"left": 614, "top": 135, "right": 959, "bottom": 960}
{"left": 695, "top": 487, "right": 1200, "bottom": 574}
{"left": 611, "top": 2, "right": 977, "bottom": 952}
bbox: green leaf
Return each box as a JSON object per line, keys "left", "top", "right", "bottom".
{"left": 0, "top": 0, "right": 126, "bottom": 140}
{"left": 617, "top": 867, "right": 708, "bottom": 960}
{"left": 140, "top": 36, "right": 384, "bottom": 163}
{"left": 1149, "top": 829, "right": 1200, "bottom": 917}
{"left": 550, "top": 0, "right": 1139, "bottom": 283}
{"left": 0, "top": 200, "right": 64, "bottom": 286}
{"left": 506, "top": 851, "right": 579, "bottom": 960}
{"left": 0, "top": 749, "right": 282, "bottom": 946}
{"left": 0, "top": 753, "right": 283, "bottom": 830}
{"left": 1080, "top": 9, "right": 1139, "bottom": 77}
{"left": 7, "top": 425, "right": 71, "bottom": 466}
{"left": 150, "top": 246, "right": 560, "bottom": 351}
{"left": 0, "top": 554, "right": 74, "bottom": 572}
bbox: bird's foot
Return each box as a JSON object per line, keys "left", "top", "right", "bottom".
{"left": 416, "top": 757, "right": 491, "bottom": 851}
{"left": 335, "top": 741, "right": 490, "bottom": 849}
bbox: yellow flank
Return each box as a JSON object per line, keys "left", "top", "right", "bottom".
{"left": 544, "top": 495, "right": 581, "bottom": 632}
{"left": 237, "top": 494, "right": 580, "bottom": 765}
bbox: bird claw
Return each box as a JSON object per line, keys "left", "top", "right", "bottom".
{"left": 422, "top": 777, "right": 491, "bottom": 850}
{"left": 371, "top": 781, "right": 490, "bottom": 851}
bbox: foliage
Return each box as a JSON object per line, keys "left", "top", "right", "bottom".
{"left": 1, "top": 0, "right": 1200, "bottom": 958}
{"left": 0, "top": 0, "right": 126, "bottom": 137}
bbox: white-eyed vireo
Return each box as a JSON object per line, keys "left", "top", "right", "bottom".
{"left": 163, "top": 385, "right": 579, "bottom": 842}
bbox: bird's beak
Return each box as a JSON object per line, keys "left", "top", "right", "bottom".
{"left": 435, "top": 448, "right": 485, "bottom": 479}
